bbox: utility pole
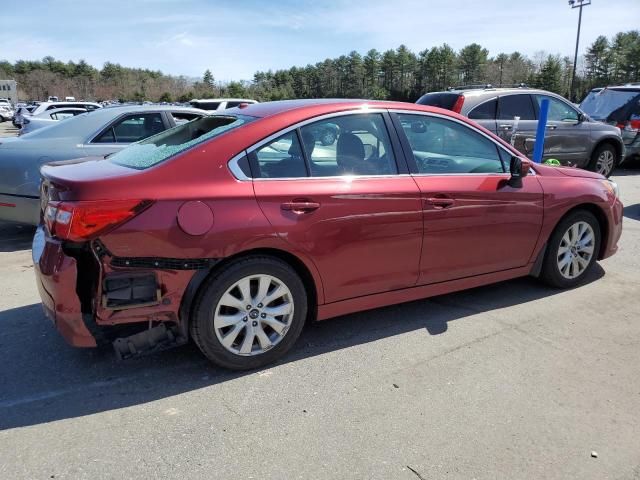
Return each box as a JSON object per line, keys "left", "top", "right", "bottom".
{"left": 568, "top": 0, "right": 591, "bottom": 102}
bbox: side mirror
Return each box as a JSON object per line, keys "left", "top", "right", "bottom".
{"left": 508, "top": 156, "right": 529, "bottom": 188}
{"left": 577, "top": 112, "right": 585, "bottom": 123}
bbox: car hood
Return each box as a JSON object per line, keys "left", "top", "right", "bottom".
{"left": 554, "top": 165, "right": 604, "bottom": 180}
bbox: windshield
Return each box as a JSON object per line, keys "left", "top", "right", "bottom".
{"left": 580, "top": 88, "right": 640, "bottom": 122}
{"left": 109, "top": 114, "right": 254, "bottom": 169}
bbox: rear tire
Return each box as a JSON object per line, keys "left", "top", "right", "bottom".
{"left": 540, "top": 210, "right": 601, "bottom": 289}
{"left": 190, "top": 256, "right": 308, "bottom": 370}
{"left": 588, "top": 143, "right": 617, "bottom": 178}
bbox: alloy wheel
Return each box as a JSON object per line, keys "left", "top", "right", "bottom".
{"left": 596, "top": 150, "right": 615, "bottom": 176}
{"left": 556, "top": 221, "right": 595, "bottom": 279}
{"left": 213, "top": 274, "right": 294, "bottom": 356}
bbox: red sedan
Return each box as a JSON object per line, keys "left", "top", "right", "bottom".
{"left": 33, "top": 100, "right": 623, "bottom": 369}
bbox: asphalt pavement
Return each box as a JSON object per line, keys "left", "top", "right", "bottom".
{"left": 0, "top": 126, "right": 639, "bottom": 478}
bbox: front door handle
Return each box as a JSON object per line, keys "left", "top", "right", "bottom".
{"left": 281, "top": 200, "right": 320, "bottom": 214}
{"left": 546, "top": 124, "right": 557, "bottom": 130}
{"left": 499, "top": 124, "right": 513, "bottom": 130}
{"left": 425, "top": 197, "right": 455, "bottom": 209}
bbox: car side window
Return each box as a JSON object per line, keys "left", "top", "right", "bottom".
{"left": 299, "top": 113, "right": 398, "bottom": 176}
{"left": 497, "top": 94, "right": 536, "bottom": 120}
{"left": 93, "top": 113, "right": 164, "bottom": 144}
{"left": 252, "top": 131, "right": 308, "bottom": 178}
{"left": 535, "top": 95, "right": 579, "bottom": 122}
{"left": 469, "top": 98, "right": 497, "bottom": 120}
{"left": 398, "top": 113, "right": 505, "bottom": 174}
{"left": 170, "top": 112, "right": 201, "bottom": 125}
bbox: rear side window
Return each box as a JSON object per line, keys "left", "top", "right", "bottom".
{"left": 109, "top": 114, "right": 253, "bottom": 169}
{"left": 498, "top": 95, "right": 535, "bottom": 120}
{"left": 251, "top": 131, "right": 308, "bottom": 178}
{"left": 299, "top": 113, "right": 397, "bottom": 176}
{"left": 416, "top": 92, "right": 462, "bottom": 110}
{"left": 398, "top": 113, "right": 505, "bottom": 174}
{"left": 94, "top": 113, "right": 164, "bottom": 143}
{"left": 469, "top": 98, "right": 497, "bottom": 120}
{"left": 190, "top": 101, "right": 221, "bottom": 111}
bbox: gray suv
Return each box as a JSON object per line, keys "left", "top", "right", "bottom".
{"left": 417, "top": 86, "right": 624, "bottom": 177}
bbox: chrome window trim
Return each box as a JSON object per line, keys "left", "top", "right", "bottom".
{"left": 229, "top": 108, "right": 404, "bottom": 181}
{"left": 227, "top": 107, "right": 536, "bottom": 181}
{"left": 228, "top": 151, "right": 251, "bottom": 181}
{"left": 246, "top": 108, "right": 389, "bottom": 155}
{"left": 240, "top": 174, "right": 414, "bottom": 182}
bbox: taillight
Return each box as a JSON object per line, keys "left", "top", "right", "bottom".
{"left": 452, "top": 95, "right": 465, "bottom": 113}
{"left": 45, "top": 199, "right": 152, "bottom": 242}
{"left": 617, "top": 120, "right": 640, "bottom": 132}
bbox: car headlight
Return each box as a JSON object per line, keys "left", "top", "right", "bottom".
{"left": 603, "top": 179, "right": 619, "bottom": 198}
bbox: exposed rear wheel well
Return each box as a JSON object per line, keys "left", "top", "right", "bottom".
{"left": 181, "top": 248, "right": 319, "bottom": 333}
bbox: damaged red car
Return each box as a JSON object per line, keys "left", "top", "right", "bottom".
{"left": 33, "top": 99, "right": 623, "bottom": 370}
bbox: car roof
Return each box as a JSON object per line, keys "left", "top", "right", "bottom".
{"left": 191, "top": 98, "right": 257, "bottom": 103}
{"left": 33, "top": 107, "right": 90, "bottom": 117}
{"left": 227, "top": 98, "right": 450, "bottom": 119}
{"left": 37, "top": 101, "right": 102, "bottom": 107}
{"left": 598, "top": 85, "right": 640, "bottom": 92}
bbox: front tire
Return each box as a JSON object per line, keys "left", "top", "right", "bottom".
{"left": 589, "top": 143, "right": 617, "bottom": 178}
{"left": 190, "top": 256, "right": 308, "bottom": 370}
{"left": 540, "top": 210, "right": 601, "bottom": 288}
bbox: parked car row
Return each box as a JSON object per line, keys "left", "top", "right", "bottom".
{"left": 416, "top": 85, "right": 625, "bottom": 177}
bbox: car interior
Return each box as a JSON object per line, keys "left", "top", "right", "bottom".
{"left": 400, "top": 115, "right": 507, "bottom": 174}
{"left": 255, "top": 114, "right": 398, "bottom": 178}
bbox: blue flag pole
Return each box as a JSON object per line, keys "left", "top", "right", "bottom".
{"left": 532, "top": 98, "right": 549, "bottom": 163}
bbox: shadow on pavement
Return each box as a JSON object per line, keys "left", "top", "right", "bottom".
{"left": 0, "top": 264, "right": 604, "bottom": 430}
{"left": 623, "top": 203, "right": 639, "bottom": 221}
{"left": 0, "top": 222, "right": 36, "bottom": 253}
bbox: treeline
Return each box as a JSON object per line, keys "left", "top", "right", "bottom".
{"left": 250, "top": 31, "right": 639, "bottom": 102}
{"left": 0, "top": 31, "right": 638, "bottom": 103}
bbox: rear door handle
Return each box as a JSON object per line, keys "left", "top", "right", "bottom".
{"left": 546, "top": 124, "right": 557, "bottom": 130}
{"left": 281, "top": 201, "right": 320, "bottom": 213}
{"left": 425, "top": 197, "right": 455, "bottom": 209}
{"left": 499, "top": 124, "right": 513, "bottom": 130}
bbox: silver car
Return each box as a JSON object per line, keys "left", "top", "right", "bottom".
{"left": 417, "top": 86, "right": 625, "bottom": 177}
{"left": 18, "top": 107, "right": 89, "bottom": 135}
{"left": 0, "top": 105, "right": 206, "bottom": 225}
{"left": 0, "top": 105, "right": 14, "bottom": 122}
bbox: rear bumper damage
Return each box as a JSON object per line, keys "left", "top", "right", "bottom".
{"left": 33, "top": 227, "right": 96, "bottom": 347}
{"left": 33, "top": 226, "right": 211, "bottom": 354}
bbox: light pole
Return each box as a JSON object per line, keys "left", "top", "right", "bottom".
{"left": 568, "top": 0, "right": 591, "bottom": 102}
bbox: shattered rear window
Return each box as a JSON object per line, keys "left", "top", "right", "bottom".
{"left": 109, "top": 114, "right": 254, "bottom": 169}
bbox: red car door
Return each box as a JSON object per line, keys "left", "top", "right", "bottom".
{"left": 393, "top": 112, "right": 544, "bottom": 285}
{"left": 250, "top": 113, "right": 423, "bottom": 303}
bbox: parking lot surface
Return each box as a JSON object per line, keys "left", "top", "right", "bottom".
{"left": 0, "top": 120, "right": 639, "bottom": 477}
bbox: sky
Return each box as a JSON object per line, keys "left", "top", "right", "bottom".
{"left": 1, "top": 0, "right": 639, "bottom": 81}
